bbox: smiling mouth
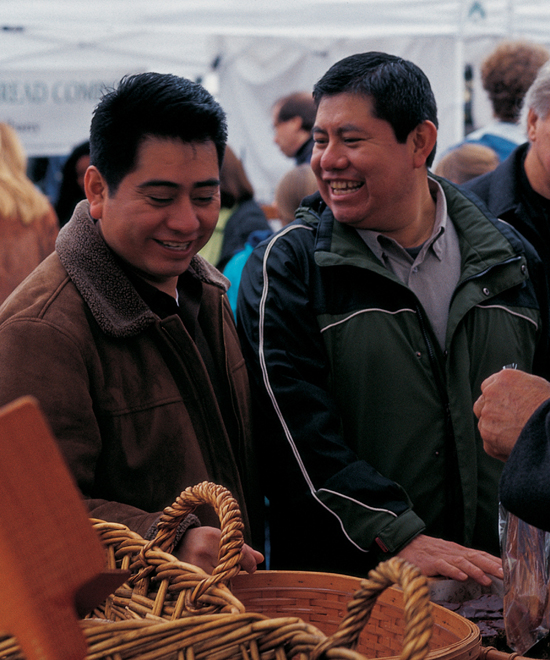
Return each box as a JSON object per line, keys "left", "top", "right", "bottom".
{"left": 329, "top": 181, "right": 363, "bottom": 194}
{"left": 156, "top": 240, "right": 192, "bottom": 251}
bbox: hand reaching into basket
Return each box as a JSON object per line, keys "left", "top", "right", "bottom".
{"left": 174, "top": 525, "right": 264, "bottom": 574}
{"left": 397, "top": 534, "right": 503, "bottom": 586}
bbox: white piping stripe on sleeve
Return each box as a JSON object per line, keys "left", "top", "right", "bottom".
{"left": 317, "top": 488, "right": 398, "bottom": 517}
{"left": 475, "top": 304, "right": 539, "bottom": 330}
{"left": 257, "top": 224, "right": 393, "bottom": 553}
{"left": 321, "top": 307, "right": 417, "bottom": 333}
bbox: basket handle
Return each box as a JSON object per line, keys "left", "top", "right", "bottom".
{"left": 310, "top": 557, "right": 433, "bottom": 660}
{"left": 140, "top": 481, "right": 245, "bottom": 601}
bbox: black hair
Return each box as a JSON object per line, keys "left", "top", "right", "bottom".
{"left": 275, "top": 92, "right": 317, "bottom": 132}
{"left": 55, "top": 140, "right": 90, "bottom": 226}
{"left": 313, "top": 52, "right": 438, "bottom": 166}
{"left": 89, "top": 72, "right": 227, "bottom": 193}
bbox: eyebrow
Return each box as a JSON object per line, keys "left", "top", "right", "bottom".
{"left": 313, "top": 124, "right": 364, "bottom": 135}
{"left": 137, "top": 178, "right": 220, "bottom": 189}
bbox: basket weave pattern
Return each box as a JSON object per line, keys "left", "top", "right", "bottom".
{"left": 0, "top": 482, "right": 481, "bottom": 660}
{"left": 90, "top": 482, "right": 247, "bottom": 620}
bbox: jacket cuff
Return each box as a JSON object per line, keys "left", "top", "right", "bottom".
{"left": 373, "top": 509, "right": 425, "bottom": 555}
{"left": 144, "top": 513, "right": 201, "bottom": 548}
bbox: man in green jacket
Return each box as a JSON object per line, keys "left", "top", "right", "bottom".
{"left": 237, "top": 51, "right": 549, "bottom": 583}
{"left": 0, "top": 72, "right": 264, "bottom": 574}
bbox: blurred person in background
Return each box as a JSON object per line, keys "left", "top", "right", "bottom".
{"left": 0, "top": 122, "right": 58, "bottom": 306}
{"left": 463, "top": 59, "right": 550, "bottom": 295}
{"left": 224, "top": 164, "right": 317, "bottom": 316}
{"left": 199, "top": 145, "right": 270, "bottom": 270}
{"left": 274, "top": 164, "right": 318, "bottom": 226}
{"left": 55, "top": 141, "right": 90, "bottom": 227}
{"left": 272, "top": 92, "right": 316, "bottom": 165}
{"left": 464, "top": 40, "right": 549, "bottom": 161}
{"left": 434, "top": 143, "right": 499, "bottom": 184}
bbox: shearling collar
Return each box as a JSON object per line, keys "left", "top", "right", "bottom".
{"left": 56, "top": 200, "right": 229, "bottom": 338}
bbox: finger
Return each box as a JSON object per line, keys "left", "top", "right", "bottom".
{"left": 480, "top": 372, "right": 499, "bottom": 392}
{"left": 432, "top": 556, "right": 494, "bottom": 586}
{"left": 468, "top": 550, "right": 503, "bottom": 576}
{"left": 251, "top": 548, "right": 265, "bottom": 564}
{"left": 454, "top": 549, "right": 502, "bottom": 579}
{"left": 239, "top": 546, "right": 264, "bottom": 573}
{"left": 473, "top": 395, "right": 484, "bottom": 418}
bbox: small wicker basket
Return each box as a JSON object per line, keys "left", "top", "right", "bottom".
{"left": 89, "top": 481, "right": 247, "bottom": 620}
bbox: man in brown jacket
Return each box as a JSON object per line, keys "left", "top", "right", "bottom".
{"left": 0, "top": 72, "right": 263, "bottom": 574}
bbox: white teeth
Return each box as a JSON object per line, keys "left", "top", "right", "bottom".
{"left": 160, "top": 241, "right": 191, "bottom": 249}
{"left": 330, "top": 181, "right": 362, "bottom": 193}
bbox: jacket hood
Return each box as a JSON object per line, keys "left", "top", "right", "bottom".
{"left": 56, "top": 200, "right": 229, "bottom": 338}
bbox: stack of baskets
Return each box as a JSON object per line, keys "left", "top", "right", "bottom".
{"left": 0, "top": 482, "right": 482, "bottom": 660}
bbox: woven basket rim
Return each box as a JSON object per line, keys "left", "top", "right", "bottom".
{"left": 231, "top": 568, "right": 482, "bottom": 660}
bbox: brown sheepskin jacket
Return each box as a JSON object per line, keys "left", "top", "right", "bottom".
{"left": 0, "top": 201, "right": 262, "bottom": 546}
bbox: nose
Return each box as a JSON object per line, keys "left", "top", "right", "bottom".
{"left": 166, "top": 196, "right": 201, "bottom": 234}
{"left": 319, "top": 139, "right": 348, "bottom": 171}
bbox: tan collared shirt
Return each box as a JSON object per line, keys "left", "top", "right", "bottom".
{"left": 356, "top": 177, "right": 461, "bottom": 350}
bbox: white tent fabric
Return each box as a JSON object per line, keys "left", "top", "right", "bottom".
{"left": 0, "top": 0, "right": 548, "bottom": 202}
{"left": 219, "top": 33, "right": 463, "bottom": 201}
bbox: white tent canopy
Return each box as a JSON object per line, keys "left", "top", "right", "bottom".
{"left": 0, "top": 0, "right": 549, "bottom": 202}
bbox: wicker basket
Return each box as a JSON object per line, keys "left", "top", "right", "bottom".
{"left": 232, "top": 569, "right": 480, "bottom": 660}
{"left": 89, "top": 481, "right": 248, "bottom": 620}
{"left": 0, "top": 481, "right": 479, "bottom": 660}
{"left": 0, "top": 552, "right": 435, "bottom": 660}
{"left": 0, "top": 612, "right": 327, "bottom": 660}
{"left": 89, "top": 481, "right": 478, "bottom": 660}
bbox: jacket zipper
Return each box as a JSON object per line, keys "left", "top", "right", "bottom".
{"left": 458, "top": 254, "right": 524, "bottom": 288}
{"left": 415, "top": 255, "right": 526, "bottom": 544}
{"left": 415, "top": 303, "right": 464, "bottom": 543}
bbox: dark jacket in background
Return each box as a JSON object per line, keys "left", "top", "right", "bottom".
{"left": 218, "top": 198, "right": 270, "bottom": 269}
{"left": 295, "top": 136, "right": 314, "bottom": 165}
{"left": 462, "top": 143, "right": 550, "bottom": 287}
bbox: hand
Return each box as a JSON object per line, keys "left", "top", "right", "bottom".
{"left": 473, "top": 370, "right": 550, "bottom": 461}
{"left": 174, "top": 526, "right": 264, "bottom": 574}
{"left": 397, "top": 534, "right": 502, "bottom": 586}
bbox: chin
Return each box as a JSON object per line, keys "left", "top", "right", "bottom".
{"left": 332, "top": 211, "right": 364, "bottom": 227}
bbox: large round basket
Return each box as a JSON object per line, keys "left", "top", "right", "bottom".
{"left": 231, "top": 570, "right": 481, "bottom": 660}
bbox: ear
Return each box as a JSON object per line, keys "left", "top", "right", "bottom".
{"left": 84, "top": 166, "right": 108, "bottom": 219}
{"left": 527, "top": 107, "right": 539, "bottom": 142}
{"left": 410, "top": 120, "right": 438, "bottom": 168}
{"left": 290, "top": 115, "right": 305, "bottom": 132}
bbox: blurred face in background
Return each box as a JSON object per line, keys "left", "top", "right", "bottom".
{"left": 272, "top": 103, "right": 305, "bottom": 158}
{"left": 525, "top": 107, "right": 550, "bottom": 199}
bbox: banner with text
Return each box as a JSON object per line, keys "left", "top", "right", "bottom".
{"left": 0, "top": 69, "right": 136, "bottom": 156}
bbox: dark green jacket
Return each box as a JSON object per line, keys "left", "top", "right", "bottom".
{"left": 237, "top": 177, "right": 550, "bottom": 576}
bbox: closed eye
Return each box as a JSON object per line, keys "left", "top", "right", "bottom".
{"left": 148, "top": 195, "right": 175, "bottom": 205}
{"left": 193, "top": 195, "right": 216, "bottom": 205}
